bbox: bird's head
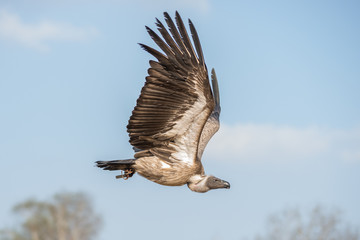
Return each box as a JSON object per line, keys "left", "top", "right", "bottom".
{"left": 187, "top": 175, "right": 230, "bottom": 193}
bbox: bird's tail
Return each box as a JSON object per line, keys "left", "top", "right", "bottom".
{"left": 96, "top": 159, "right": 135, "bottom": 171}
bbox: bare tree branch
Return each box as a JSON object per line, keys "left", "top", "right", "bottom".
{"left": 255, "top": 206, "right": 359, "bottom": 240}
{"left": 0, "top": 192, "right": 102, "bottom": 240}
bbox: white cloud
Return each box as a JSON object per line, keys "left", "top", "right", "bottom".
{"left": 0, "top": 10, "right": 98, "bottom": 51}
{"left": 206, "top": 124, "right": 360, "bottom": 164}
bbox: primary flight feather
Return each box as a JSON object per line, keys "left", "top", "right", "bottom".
{"left": 96, "top": 11, "right": 230, "bottom": 193}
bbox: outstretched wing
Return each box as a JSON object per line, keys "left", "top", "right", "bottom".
{"left": 197, "top": 69, "right": 221, "bottom": 160}
{"left": 127, "top": 12, "right": 214, "bottom": 165}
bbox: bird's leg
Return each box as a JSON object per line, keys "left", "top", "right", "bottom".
{"left": 124, "top": 168, "right": 134, "bottom": 179}
{"left": 115, "top": 171, "right": 125, "bottom": 179}
{"left": 115, "top": 168, "right": 135, "bottom": 180}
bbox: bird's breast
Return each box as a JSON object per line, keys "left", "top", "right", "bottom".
{"left": 134, "top": 156, "right": 202, "bottom": 186}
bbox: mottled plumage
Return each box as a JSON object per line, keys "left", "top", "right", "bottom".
{"left": 96, "top": 12, "right": 230, "bottom": 193}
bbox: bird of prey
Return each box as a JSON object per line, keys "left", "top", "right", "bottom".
{"left": 96, "top": 12, "right": 230, "bottom": 193}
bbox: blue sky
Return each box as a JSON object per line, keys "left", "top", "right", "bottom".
{"left": 1, "top": 0, "right": 359, "bottom": 239}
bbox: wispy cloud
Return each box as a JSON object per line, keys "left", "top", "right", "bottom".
{"left": 0, "top": 9, "right": 98, "bottom": 51}
{"left": 207, "top": 124, "right": 360, "bottom": 164}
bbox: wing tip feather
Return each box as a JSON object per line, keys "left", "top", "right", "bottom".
{"left": 211, "top": 68, "right": 220, "bottom": 112}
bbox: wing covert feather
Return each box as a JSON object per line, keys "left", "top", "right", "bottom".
{"left": 197, "top": 69, "right": 221, "bottom": 159}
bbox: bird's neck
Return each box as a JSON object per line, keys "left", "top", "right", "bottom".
{"left": 187, "top": 175, "right": 210, "bottom": 193}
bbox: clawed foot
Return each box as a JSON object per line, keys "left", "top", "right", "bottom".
{"left": 116, "top": 169, "right": 135, "bottom": 180}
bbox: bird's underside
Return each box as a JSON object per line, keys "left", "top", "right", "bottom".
{"left": 96, "top": 11, "right": 230, "bottom": 193}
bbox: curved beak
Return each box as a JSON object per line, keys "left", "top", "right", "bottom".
{"left": 223, "top": 180, "right": 230, "bottom": 189}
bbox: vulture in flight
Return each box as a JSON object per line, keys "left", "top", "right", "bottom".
{"left": 96, "top": 12, "right": 230, "bottom": 193}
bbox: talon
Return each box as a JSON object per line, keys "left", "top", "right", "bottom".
{"left": 116, "top": 169, "right": 134, "bottom": 180}
{"left": 125, "top": 169, "right": 134, "bottom": 175}
{"left": 116, "top": 170, "right": 125, "bottom": 179}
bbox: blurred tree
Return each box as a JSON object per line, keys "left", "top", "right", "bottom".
{"left": 0, "top": 192, "right": 102, "bottom": 240}
{"left": 255, "top": 206, "right": 359, "bottom": 240}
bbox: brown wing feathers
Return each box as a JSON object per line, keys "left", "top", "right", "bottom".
{"left": 127, "top": 12, "right": 212, "bottom": 151}
{"left": 175, "top": 12, "right": 198, "bottom": 66}
{"left": 163, "top": 12, "right": 190, "bottom": 58}
{"left": 189, "top": 19, "right": 205, "bottom": 66}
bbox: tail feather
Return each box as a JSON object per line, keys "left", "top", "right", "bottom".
{"left": 96, "top": 159, "right": 135, "bottom": 171}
